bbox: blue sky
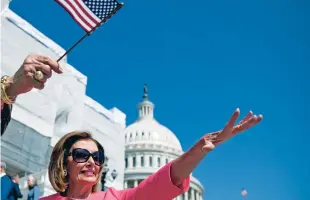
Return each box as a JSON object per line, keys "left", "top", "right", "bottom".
{"left": 10, "top": 0, "right": 309, "bottom": 199}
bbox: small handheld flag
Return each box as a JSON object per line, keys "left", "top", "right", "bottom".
{"left": 55, "top": 0, "right": 124, "bottom": 62}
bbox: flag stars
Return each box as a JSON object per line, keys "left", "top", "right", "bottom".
{"left": 83, "top": 0, "right": 119, "bottom": 19}
{"left": 59, "top": 0, "right": 121, "bottom": 32}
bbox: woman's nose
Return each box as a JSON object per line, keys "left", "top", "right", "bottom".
{"left": 86, "top": 156, "right": 96, "bottom": 165}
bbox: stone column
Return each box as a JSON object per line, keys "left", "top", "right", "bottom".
{"left": 145, "top": 155, "right": 149, "bottom": 167}
{"left": 195, "top": 191, "right": 198, "bottom": 200}
{"left": 124, "top": 181, "right": 127, "bottom": 189}
{"left": 134, "top": 180, "right": 138, "bottom": 187}
{"left": 128, "top": 156, "right": 133, "bottom": 168}
{"left": 136, "top": 155, "right": 141, "bottom": 168}
{"left": 153, "top": 155, "right": 156, "bottom": 167}
{"left": 191, "top": 189, "right": 195, "bottom": 200}
{"left": 184, "top": 192, "right": 188, "bottom": 200}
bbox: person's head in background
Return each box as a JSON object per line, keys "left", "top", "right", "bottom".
{"left": 12, "top": 174, "right": 20, "bottom": 183}
{"left": 27, "top": 175, "right": 37, "bottom": 188}
{"left": 0, "top": 161, "right": 7, "bottom": 174}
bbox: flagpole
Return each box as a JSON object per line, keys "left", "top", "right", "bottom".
{"left": 57, "top": 2, "right": 124, "bottom": 62}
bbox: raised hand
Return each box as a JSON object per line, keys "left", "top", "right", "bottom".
{"left": 202, "top": 108, "right": 263, "bottom": 152}
{"left": 5, "top": 54, "right": 63, "bottom": 98}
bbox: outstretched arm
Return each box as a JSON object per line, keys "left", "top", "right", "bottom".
{"left": 116, "top": 108, "right": 262, "bottom": 200}
{"left": 170, "top": 108, "right": 263, "bottom": 186}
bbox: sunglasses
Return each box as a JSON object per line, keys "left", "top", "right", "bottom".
{"left": 67, "top": 148, "right": 105, "bottom": 166}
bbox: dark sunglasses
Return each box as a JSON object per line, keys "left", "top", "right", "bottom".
{"left": 67, "top": 148, "right": 105, "bottom": 166}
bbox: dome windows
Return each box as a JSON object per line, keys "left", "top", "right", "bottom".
{"left": 125, "top": 155, "right": 173, "bottom": 169}
{"left": 141, "top": 156, "right": 145, "bottom": 167}
{"left": 149, "top": 157, "right": 153, "bottom": 167}
{"left": 127, "top": 180, "right": 134, "bottom": 188}
{"left": 157, "top": 157, "right": 161, "bottom": 167}
{"left": 133, "top": 156, "right": 136, "bottom": 167}
{"left": 125, "top": 158, "right": 128, "bottom": 168}
{"left": 138, "top": 179, "right": 144, "bottom": 185}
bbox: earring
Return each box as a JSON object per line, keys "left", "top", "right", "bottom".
{"left": 64, "top": 170, "right": 67, "bottom": 176}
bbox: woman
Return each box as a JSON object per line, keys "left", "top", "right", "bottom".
{"left": 27, "top": 175, "right": 40, "bottom": 200}
{"left": 40, "top": 108, "right": 262, "bottom": 200}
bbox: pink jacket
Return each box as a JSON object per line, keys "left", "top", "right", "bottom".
{"left": 40, "top": 162, "right": 190, "bottom": 200}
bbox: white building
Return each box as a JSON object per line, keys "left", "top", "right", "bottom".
{"left": 124, "top": 86, "right": 204, "bottom": 200}
{"left": 1, "top": 1, "right": 126, "bottom": 198}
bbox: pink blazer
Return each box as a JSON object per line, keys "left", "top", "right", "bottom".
{"left": 40, "top": 162, "right": 190, "bottom": 200}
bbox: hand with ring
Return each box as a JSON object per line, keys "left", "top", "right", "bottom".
{"left": 4, "top": 54, "right": 64, "bottom": 98}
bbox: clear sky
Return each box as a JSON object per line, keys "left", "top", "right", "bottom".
{"left": 10, "top": 0, "right": 309, "bottom": 199}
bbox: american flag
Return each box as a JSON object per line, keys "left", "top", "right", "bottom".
{"left": 56, "top": 0, "right": 122, "bottom": 32}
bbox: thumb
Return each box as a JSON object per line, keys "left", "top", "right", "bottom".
{"left": 202, "top": 141, "right": 215, "bottom": 152}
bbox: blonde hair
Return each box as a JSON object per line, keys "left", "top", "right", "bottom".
{"left": 48, "top": 131, "right": 104, "bottom": 193}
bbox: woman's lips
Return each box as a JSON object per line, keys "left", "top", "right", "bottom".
{"left": 81, "top": 170, "right": 95, "bottom": 176}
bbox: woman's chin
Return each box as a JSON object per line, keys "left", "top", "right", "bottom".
{"left": 79, "top": 175, "right": 98, "bottom": 183}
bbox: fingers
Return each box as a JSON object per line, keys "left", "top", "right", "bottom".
{"left": 33, "top": 64, "right": 52, "bottom": 83}
{"left": 32, "top": 78, "right": 45, "bottom": 90}
{"left": 209, "top": 131, "right": 220, "bottom": 137}
{"left": 204, "top": 133, "right": 218, "bottom": 140}
{"left": 202, "top": 139, "right": 215, "bottom": 152}
{"left": 204, "top": 132, "right": 223, "bottom": 146}
{"left": 35, "top": 64, "right": 52, "bottom": 78}
{"left": 223, "top": 108, "right": 240, "bottom": 131}
{"left": 237, "top": 110, "right": 253, "bottom": 125}
{"left": 233, "top": 114, "right": 263, "bottom": 134}
{"left": 245, "top": 115, "right": 263, "bottom": 130}
{"left": 206, "top": 109, "right": 262, "bottom": 148}
{"left": 36, "top": 55, "right": 63, "bottom": 74}
{"left": 28, "top": 69, "right": 46, "bottom": 89}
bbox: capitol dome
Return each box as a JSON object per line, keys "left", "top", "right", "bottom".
{"left": 123, "top": 85, "right": 204, "bottom": 200}
{"left": 125, "top": 90, "right": 183, "bottom": 153}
